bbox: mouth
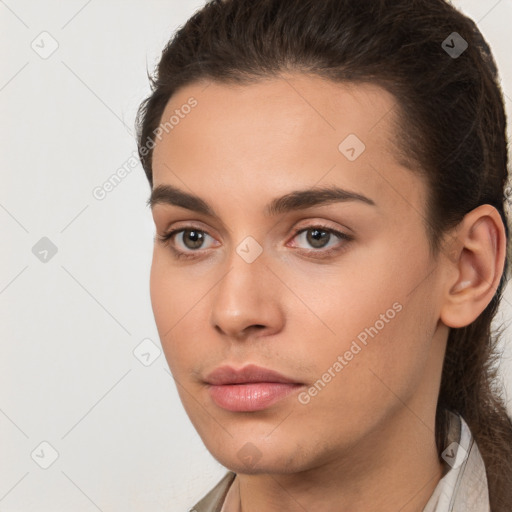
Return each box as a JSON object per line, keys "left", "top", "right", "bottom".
{"left": 204, "top": 364, "right": 304, "bottom": 412}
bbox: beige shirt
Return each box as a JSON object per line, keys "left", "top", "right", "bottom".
{"left": 190, "top": 411, "right": 490, "bottom": 512}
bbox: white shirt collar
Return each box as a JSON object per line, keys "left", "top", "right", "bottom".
{"left": 422, "top": 411, "right": 490, "bottom": 511}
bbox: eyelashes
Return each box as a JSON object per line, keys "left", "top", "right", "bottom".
{"left": 156, "top": 224, "right": 353, "bottom": 261}
{"left": 288, "top": 225, "right": 353, "bottom": 257}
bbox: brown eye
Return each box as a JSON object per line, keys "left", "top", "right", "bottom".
{"left": 292, "top": 225, "right": 351, "bottom": 252}
{"left": 305, "top": 228, "right": 332, "bottom": 249}
{"left": 180, "top": 229, "right": 207, "bottom": 250}
{"left": 156, "top": 226, "right": 219, "bottom": 260}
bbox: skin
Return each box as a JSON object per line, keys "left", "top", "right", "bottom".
{"left": 148, "top": 74, "right": 506, "bottom": 512}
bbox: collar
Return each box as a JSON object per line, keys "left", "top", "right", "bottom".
{"left": 422, "top": 411, "right": 490, "bottom": 511}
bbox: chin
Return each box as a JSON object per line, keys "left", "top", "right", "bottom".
{"left": 203, "top": 437, "right": 311, "bottom": 476}
{"left": 218, "top": 456, "right": 300, "bottom": 475}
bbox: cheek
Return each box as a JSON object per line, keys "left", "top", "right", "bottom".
{"left": 286, "top": 297, "right": 436, "bottom": 451}
{"left": 288, "top": 240, "right": 436, "bottom": 401}
{"left": 149, "top": 254, "right": 193, "bottom": 371}
{"left": 149, "top": 251, "right": 205, "bottom": 327}
{"left": 149, "top": 256, "right": 172, "bottom": 334}
{"left": 280, "top": 249, "right": 405, "bottom": 350}
{"left": 149, "top": 252, "right": 225, "bottom": 379}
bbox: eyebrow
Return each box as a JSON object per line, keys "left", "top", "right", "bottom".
{"left": 147, "top": 183, "right": 376, "bottom": 217}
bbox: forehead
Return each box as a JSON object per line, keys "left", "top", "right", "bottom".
{"left": 154, "top": 74, "right": 397, "bottom": 161}
{"left": 151, "top": 74, "right": 426, "bottom": 220}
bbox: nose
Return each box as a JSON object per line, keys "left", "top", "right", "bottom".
{"left": 210, "top": 247, "right": 285, "bottom": 341}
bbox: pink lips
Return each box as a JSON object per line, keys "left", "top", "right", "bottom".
{"left": 205, "top": 364, "right": 303, "bottom": 412}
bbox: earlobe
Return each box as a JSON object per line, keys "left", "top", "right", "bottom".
{"left": 440, "top": 205, "right": 506, "bottom": 329}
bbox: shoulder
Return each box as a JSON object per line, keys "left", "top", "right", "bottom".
{"left": 190, "top": 471, "right": 237, "bottom": 512}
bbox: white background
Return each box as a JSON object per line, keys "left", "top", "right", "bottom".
{"left": 1, "top": 1, "right": 511, "bottom": 510}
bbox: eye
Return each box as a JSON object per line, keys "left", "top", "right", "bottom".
{"left": 289, "top": 224, "right": 352, "bottom": 257}
{"left": 156, "top": 227, "right": 217, "bottom": 259}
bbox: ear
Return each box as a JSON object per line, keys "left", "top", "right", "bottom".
{"left": 440, "top": 204, "right": 507, "bottom": 329}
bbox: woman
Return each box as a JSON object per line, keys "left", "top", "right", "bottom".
{"left": 136, "top": 0, "right": 512, "bottom": 510}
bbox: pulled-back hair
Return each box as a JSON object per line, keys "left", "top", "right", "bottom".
{"left": 135, "top": 1, "right": 512, "bottom": 508}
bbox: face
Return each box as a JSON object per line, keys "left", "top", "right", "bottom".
{"left": 149, "top": 74, "right": 448, "bottom": 475}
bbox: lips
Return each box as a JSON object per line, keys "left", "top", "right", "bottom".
{"left": 204, "top": 364, "right": 304, "bottom": 412}
{"left": 205, "top": 364, "right": 300, "bottom": 385}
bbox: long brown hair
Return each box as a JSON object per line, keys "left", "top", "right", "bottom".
{"left": 135, "top": 0, "right": 512, "bottom": 508}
